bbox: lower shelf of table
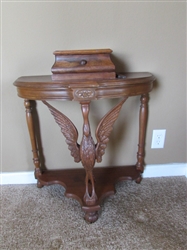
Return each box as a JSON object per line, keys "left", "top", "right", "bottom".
{"left": 37, "top": 165, "right": 141, "bottom": 209}
{"left": 36, "top": 165, "right": 142, "bottom": 222}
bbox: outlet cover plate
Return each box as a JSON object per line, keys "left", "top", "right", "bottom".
{"left": 151, "top": 129, "right": 166, "bottom": 149}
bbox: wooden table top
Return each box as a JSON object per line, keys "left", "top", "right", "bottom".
{"left": 14, "top": 72, "right": 155, "bottom": 101}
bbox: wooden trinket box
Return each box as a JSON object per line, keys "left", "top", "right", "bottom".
{"left": 51, "top": 49, "right": 116, "bottom": 81}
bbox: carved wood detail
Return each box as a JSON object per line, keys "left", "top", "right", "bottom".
{"left": 74, "top": 89, "right": 95, "bottom": 100}
{"left": 80, "top": 102, "right": 98, "bottom": 205}
{"left": 42, "top": 101, "right": 81, "bottom": 163}
{"left": 42, "top": 98, "right": 128, "bottom": 209}
{"left": 95, "top": 97, "right": 128, "bottom": 163}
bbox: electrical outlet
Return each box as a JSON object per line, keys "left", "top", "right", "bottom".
{"left": 151, "top": 129, "right": 166, "bottom": 148}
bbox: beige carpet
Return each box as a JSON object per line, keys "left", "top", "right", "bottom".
{"left": 1, "top": 176, "right": 187, "bottom": 250}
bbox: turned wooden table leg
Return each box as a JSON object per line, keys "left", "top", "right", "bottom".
{"left": 136, "top": 94, "right": 149, "bottom": 182}
{"left": 24, "top": 100, "right": 43, "bottom": 187}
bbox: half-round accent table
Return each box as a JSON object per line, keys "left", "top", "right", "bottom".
{"left": 14, "top": 50, "right": 155, "bottom": 223}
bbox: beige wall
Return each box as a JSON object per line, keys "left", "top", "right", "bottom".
{"left": 1, "top": 1, "right": 186, "bottom": 172}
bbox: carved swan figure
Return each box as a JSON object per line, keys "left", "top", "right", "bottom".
{"left": 43, "top": 97, "right": 128, "bottom": 205}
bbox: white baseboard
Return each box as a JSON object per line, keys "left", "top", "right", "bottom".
{"left": 0, "top": 163, "right": 187, "bottom": 185}
{"left": 0, "top": 171, "right": 37, "bottom": 185}
{"left": 143, "top": 163, "right": 187, "bottom": 178}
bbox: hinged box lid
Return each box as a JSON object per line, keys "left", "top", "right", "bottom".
{"left": 51, "top": 49, "right": 116, "bottom": 81}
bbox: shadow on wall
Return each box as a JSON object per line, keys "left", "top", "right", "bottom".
{"left": 111, "top": 54, "right": 130, "bottom": 73}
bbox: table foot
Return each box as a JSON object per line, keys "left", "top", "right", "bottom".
{"left": 84, "top": 211, "right": 99, "bottom": 223}
{"left": 135, "top": 175, "right": 142, "bottom": 184}
{"left": 37, "top": 180, "right": 44, "bottom": 188}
